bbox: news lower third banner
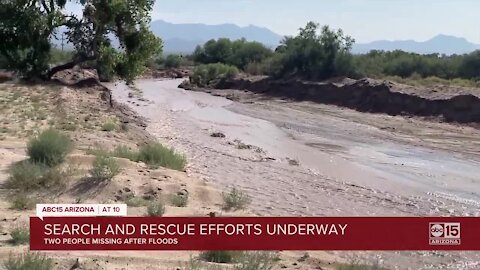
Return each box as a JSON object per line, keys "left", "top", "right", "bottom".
{"left": 30, "top": 217, "right": 480, "bottom": 251}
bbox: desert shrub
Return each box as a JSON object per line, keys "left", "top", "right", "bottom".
{"left": 200, "top": 251, "right": 241, "bottom": 264}
{"left": 37, "top": 166, "right": 70, "bottom": 189}
{"left": 90, "top": 155, "right": 121, "bottom": 181}
{"left": 6, "top": 161, "right": 47, "bottom": 191}
{"left": 170, "top": 193, "right": 188, "bottom": 207}
{"left": 27, "top": 128, "right": 73, "bottom": 166}
{"left": 234, "top": 252, "right": 279, "bottom": 270}
{"left": 4, "top": 253, "right": 54, "bottom": 270}
{"left": 138, "top": 143, "right": 186, "bottom": 171}
{"left": 222, "top": 187, "right": 251, "bottom": 211}
{"left": 112, "top": 145, "right": 139, "bottom": 161}
{"left": 10, "top": 193, "right": 36, "bottom": 210}
{"left": 9, "top": 226, "right": 30, "bottom": 245}
{"left": 101, "top": 121, "right": 116, "bottom": 132}
{"left": 6, "top": 160, "right": 73, "bottom": 191}
{"left": 190, "top": 63, "right": 239, "bottom": 87}
{"left": 147, "top": 200, "right": 165, "bottom": 217}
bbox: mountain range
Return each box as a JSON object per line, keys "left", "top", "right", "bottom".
{"left": 150, "top": 20, "right": 283, "bottom": 53}
{"left": 52, "top": 20, "right": 480, "bottom": 55}
{"left": 352, "top": 34, "right": 480, "bottom": 55}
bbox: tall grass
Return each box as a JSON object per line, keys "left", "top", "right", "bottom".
{"left": 112, "top": 145, "right": 139, "bottom": 161}
{"left": 9, "top": 226, "right": 30, "bottom": 245}
{"left": 138, "top": 143, "right": 186, "bottom": 171}
{"left": 89, "top": 143, "right": 187, "bottom": 171}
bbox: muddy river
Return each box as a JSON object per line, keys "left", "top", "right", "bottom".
{"left": 109, "top": 78, "right": 480, "bottom": 269}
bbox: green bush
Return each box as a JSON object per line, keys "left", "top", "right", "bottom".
{"left": 9, "top": 226, "right": 30, "bottom": 245}
{"left": 101, "top": 121, "right": 116, "bottom": 132}
{"left": 138, "top": 143, "right": 186, "bottom": 171}
{"left": 193, "top": 39, "right": 272, "bottom": 70}
{"left": 170, "top": 193, "right": 188, "bottom": 207}
{"left": 6, "top": 161, "right": 47, "bottom": 191}
{"left": 27, "top": 128, "right": 73, "bottom": 166}
{"left": 4, "top": 253, "right": 54, "bottom": 270}
{"left": 90, "top": 155, "right": 121, "bottom": 181}
{"left": 10, "top": 193, "right": 36, "bottom": 210}
{"left": 147, "top": 201, "right": 165, "bottom": 217}
{"left": 190, "top": 63, "right": 239, "bottom": 87}
{"left": 200, "top": 251, "right": 241, "bottom": 264}
{"left": 112, "top": 145, "right": 139, "bottom": 161}
{"left": 222, "top": 187, "right": 251, "bottom": 211}
{"left": 165, "top": 54, "right": 183, "bottom": 68}
{"left": 6, "top": 160, "right": 71, "bottom": 191}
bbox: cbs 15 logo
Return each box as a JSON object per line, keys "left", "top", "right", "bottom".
{"left": 429, "top": 222, "right": 461, "bottom": 245}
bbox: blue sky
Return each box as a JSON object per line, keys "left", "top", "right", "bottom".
{"left": 68, "top": 0, "right": 480, "bottom": 43}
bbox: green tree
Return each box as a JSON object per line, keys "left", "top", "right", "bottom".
{"left": 164, "top": 54, "right": 183, "bottom": 68}
{"left": 227, "top": 39, "right": 272, "bottom": 69}
{"left": 0, "top": 0, "right": 162, "bottom": 82}
{"left": 269, "top": 22, "right": 355, "bottom": 79}
{"left": 193, "top": 38, "right": 272, "bottom": 71}
{"left": 458, "top": 51, "right": 480, "bottom": 79}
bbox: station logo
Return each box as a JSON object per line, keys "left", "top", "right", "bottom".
{"left": 429, "top": 222, "right": 461, "bottom": 245}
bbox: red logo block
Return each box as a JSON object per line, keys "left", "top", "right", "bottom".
{"left": 429, "top": 222, "right": 461, "bottom": 245}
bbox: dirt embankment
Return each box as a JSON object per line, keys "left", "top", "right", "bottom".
{"left": 211, "top": 77, "right": 480, "bottom": 124}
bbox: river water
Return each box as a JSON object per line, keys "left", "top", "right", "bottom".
{"left": 109, "top": 78, "right": 480, "bottom": 269}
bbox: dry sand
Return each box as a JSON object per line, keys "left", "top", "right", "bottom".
{"left": 0, "top": 81, "right": 347, "bottom": 270}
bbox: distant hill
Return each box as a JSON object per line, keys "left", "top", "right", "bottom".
{"left": 150, "top": 20, "right": 283, "bottom": 53}
{"left": 52, "top": 22, "right": 479, "bottom": 56}
{"left": 353, "top": 35, "right": 480, "bottom": 55}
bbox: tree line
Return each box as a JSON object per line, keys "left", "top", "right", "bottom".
{"left": 1, "top": 4, "right": 480, "bottom": 85}
{"left": 191, "top": 22, "right": 480, "bottom": 83}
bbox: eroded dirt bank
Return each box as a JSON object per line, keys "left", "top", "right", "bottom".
{"left": 111, "top": 78, "right": 480, "bottom": 269}
{"left": 210, "top": 77, "right": 480, "bottom": 124}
